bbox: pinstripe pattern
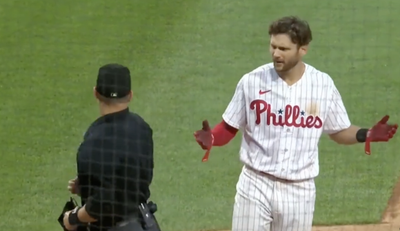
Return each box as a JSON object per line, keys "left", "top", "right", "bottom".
{"left": 232, "top": 165, "right": 315, "bottom": 231}
{"left": 224, "top": 62, "right": 351, "bottom": 231}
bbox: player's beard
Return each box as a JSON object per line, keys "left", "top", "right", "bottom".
{"left": 274, "top": 56, "right": 300, "bottom": 73}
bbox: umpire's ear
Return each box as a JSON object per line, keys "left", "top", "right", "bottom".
{"left": 127, "top": 90, "right": 133, "bottom": 102}
{"left": 93, "top": 86, "right": 100, "bottom": 102}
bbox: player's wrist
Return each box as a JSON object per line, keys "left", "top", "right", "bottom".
{"left": 356, "top": 128, "right": 369, "bottom": 142}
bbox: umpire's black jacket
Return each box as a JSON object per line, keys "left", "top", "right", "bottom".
{"left": 77, "top": 107, "right": 154, "bottom": 231}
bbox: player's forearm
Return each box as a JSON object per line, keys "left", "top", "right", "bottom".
{"left": 211, "top": 120, "right": 238, "bottom": 146}
{"left": 329, "top": 125, "right": 365, "bottom": 145}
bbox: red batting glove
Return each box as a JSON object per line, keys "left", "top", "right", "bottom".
{"left": 365, "top": 115, "right": 398, "bottom": 155}
{"left": 193, "top": 120, "right": 214, "bottom": 162}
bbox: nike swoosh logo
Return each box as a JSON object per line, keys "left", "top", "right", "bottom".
{"left": 259, "top": 90, "right": 271, "bottom": 95}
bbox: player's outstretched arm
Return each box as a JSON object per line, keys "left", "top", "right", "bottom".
{"left": 323, "top": 83, "right": 398, "bottom": 154}
{"left": 328, "top": 125, "right": 362, "bottom": 145}
{"left": 195, "top": 75, "right": 246, "bottom": 161}
{"left": 329, "top": 115, "right": 398, "bottom": 154}
{"left": 194, "top": 120, "right": 238, "bottom": 161}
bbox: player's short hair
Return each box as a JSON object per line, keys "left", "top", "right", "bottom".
{"left": 268, "top": 16, "right": 312, "bottom": 47}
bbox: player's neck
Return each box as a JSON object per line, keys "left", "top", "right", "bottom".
{"left": 277, "top": 62, "right": 305, "bottom": 86}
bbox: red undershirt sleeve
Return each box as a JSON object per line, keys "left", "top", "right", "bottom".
{"left": 211, "top": 120, "right": 238, "bottom": 146}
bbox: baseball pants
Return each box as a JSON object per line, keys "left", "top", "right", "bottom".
{"left": 231, "top": 165, "right": 316, "bottom": 231}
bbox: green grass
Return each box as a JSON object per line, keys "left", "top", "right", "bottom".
{"left": 0, "top": 0, "right": 399, "bottom": 230}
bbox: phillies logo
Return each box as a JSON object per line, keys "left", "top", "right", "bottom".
{"left": 250, "top": 100, "right": 323, "bottom": 128}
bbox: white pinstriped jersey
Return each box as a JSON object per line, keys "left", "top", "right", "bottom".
{"left": 222, "top": 62, "right": 351, "bottom": 181}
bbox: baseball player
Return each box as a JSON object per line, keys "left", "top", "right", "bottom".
{"left": 193, "top": 16, "right": 398, "bottom": 231}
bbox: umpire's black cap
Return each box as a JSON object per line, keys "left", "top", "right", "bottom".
{"left": 96, "top": 63, "right": 131, "bottom": 99}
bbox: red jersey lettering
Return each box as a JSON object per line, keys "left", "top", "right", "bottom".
{"left": 250, "top": 99, "right": 323, "bottom": 128}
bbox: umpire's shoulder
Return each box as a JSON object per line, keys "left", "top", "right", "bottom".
{"left": 128, "top": 112, "right": 153, "bottom": 133}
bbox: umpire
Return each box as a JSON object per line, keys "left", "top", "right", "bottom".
{"left": 62, "top": 64, "right": 159, "bottom": 231}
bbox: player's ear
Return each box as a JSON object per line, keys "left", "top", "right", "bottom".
{"left": 299, "top": 45, "right": 308, "bottom": 56}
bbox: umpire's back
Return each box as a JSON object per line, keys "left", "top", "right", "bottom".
{"left": 77, "top": 64, "right": 154, "bottom": 231}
